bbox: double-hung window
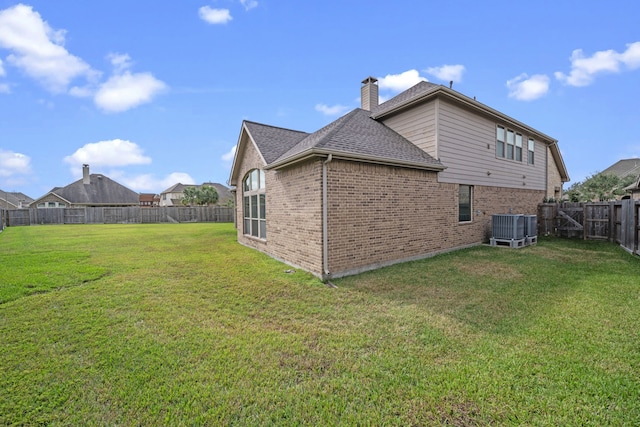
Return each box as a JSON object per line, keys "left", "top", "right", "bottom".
{"left": 243, "top": 169, "right": 266, "bottom": 239}
{"left": 506, "top": 130, "right": 515, "bottom": 160}
{"left": 528, "top": 138, "right": 535, "bottom": 165}
{"left": 496, "top": 126, "right": 505, "bottom": 158}
{"left": 515, "top": 133, "right": 523, "bottom": 162}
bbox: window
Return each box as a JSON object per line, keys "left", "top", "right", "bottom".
{"left": 496, "top": 126, "right": 505, "bottom": 158}
{"left": 243, "top": 169, "right": 266, "bottom": 239}
{"left": 506, "top": 130, "right": 515, "bottom": 160}
{"left": 515, "top": 133, "right": 523, "bottom": 162}
{"left": 459, "top": 185, "right": 472, "bottom": 222}
{"left": 528, "top": 138, "right": 535, "bottom": 164}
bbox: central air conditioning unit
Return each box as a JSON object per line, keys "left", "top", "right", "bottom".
{"left": 490, "top": 214, "right": 538, "bottom": 248}
{"left": 491, "top": 214, "right": 525, "bottom": 240}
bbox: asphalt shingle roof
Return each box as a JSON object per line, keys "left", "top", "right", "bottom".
{"left": 272, "top": 108, "right": 443, "bottom": 170}
{"left": 53, "top": 174, "right": 139, "bottom": 205}
{"left": 243, "top": 121, "right": 309, "bottom": 164}
{"left": 371, "top": 81, "right": 440, "bottom": 117}
{"left": 601, "top": 158, "right": 640, "bottom": 179}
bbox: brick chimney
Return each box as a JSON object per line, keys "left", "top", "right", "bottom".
{"left": 361, "top": 76, "right": 379, "bottom": 111}
{"left": 83, "top": 164, "right": 90, "bottom": 185}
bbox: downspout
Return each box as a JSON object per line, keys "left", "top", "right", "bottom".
{"left": 323, "top": 154, "right": 333, "bottom": 278}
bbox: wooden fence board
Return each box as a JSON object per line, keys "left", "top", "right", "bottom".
{"left": 2, "top": 206, "right": 234, "bottom": 227}
{"left": 538, "top": 201, "right": 639, "bottom": 253}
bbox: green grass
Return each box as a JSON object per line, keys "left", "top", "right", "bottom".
{"left": 1, "top": 224, "right": 639, "bottom": 426}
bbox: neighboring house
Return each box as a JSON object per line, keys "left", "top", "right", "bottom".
{"left": 600, "top": 158, "right": 640, "bottom": 179}
{"left": 599, "top": 158, "right": 640, "bottom": 199}
{"left": 159, "top": 182, "right": 233, "bottom": 206}
{"left": 624, "top": 175, "right": 640, "bottom": 200}
{"left": 30, "top": 164, "right": 139, "bottom": 208}
{"left": 139, "top": 193, "right": 160, "bottom": 207}
{"left": 0, "top": 190, "right": 33, "bottom": 209}
{"left": 229, "top": 77, "right": 570, "bottom": 279}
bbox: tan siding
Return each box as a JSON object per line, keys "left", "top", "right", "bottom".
{"left": 381, "top": 102, "right": 437, "bottom": 157}
{"left": 436, "top": 99, "right": 547, "bottom": 192}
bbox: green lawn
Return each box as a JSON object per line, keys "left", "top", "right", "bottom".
{"left": 1, "top": 223, "right": 639, "bottom": 426}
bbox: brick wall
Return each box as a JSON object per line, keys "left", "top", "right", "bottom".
{"left": 267, "top": 160, "right": 324, "bottom": 274}
{"left": 234, "top": 142, "right": 324, "bottom": 274}
{"left": 546, "top": 147, "right": 563, "bottom": 200}
{"left": 325, "top": 160, "right": 544, "bottom": 277}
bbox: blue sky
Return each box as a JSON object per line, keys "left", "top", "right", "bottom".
{"left": 1, "top": 0, "right": 639, "bottom": 200}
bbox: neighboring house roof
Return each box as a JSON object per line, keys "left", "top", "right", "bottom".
{"left": 0, "top": 191, "right": 34, "bottom": 208}
{"left": 600, "top": 158, "right": 640, "bottom": 179}
{"left": 268, "top": 108, "right": 444, "bottom": 171}
{"left": 31, "top": 174, "right": 139, "bottom": 206}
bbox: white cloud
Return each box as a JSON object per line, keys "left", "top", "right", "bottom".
{"left": 0, "top": 58, "right": 4, "bottom": 76}
{"left": 555, "top": 41, "right": 640, "bottom": 87}
{"left": 116, "top": 172, "right": 196, "bottom": 193}
{"left": 426, "top": 64, "right": 465, "bottom": 83}
{"left": 94, "top": 71, "right": 166, "bottom": 113}
{"left": 222, "top": 145, "right": 236, "bottom": 162}
{"left": 107, "top": 52, "right": 133, "bottom": 74}
{"left": 506, "top": 73, "right": 550, "bottom": 101}
{"left": 0, "top": 4, "right": 98, "bottom": 93}
{"left": 0, "top": 149, "right": 31, "bottom": 177}
{"left": 199, "top": 6, "right": 232, "bottom": 24}
{"left": 315, "top": 103, "right": 350, "bottom": 116}
{"left": 63, "top": 139, "right": 152, "bottom": 168}
{"left": 240, "top": 0, "right": 258, "bottom": 10}
{"left": 378, "top": 69, "right": 427, "bottom": 93}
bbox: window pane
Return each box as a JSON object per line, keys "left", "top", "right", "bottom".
{"left": 515, "top": 133, "right": 522, "bottom": 147}
{"left": 251, "top": 219, "right": 259, "bottom": 237}
{"left": 259, "top": 220, "right": 266, "bottom": 239}
{"left": 250, "top": 170, "right": 259, "bottom": 191}
{"left": 496, "top": 126, "right": 505, "bottom": 141}
{"left": 243, "top": 175, "right": 250, "bottom": 192}
{"left": 259, "top": 194, "right": 266, "bottom": 219}
{"left": 244, "top": 218, "right": 250, "bottom": 234}
{"left": 459, "top": 185, "right": 472, "bottom": 222}
{"left": 243, "top": 196, "right": 250, "bottom": 218}
{"left": 259, "top": 170, "right": 265, "bottom": 189}
{"left": 251, "top": 195, "right": 258, "bottom": 218}
{"left": 496, "top": 141, "right": 505, "bottom": 157}
{"left": 507, "top": 130, "right": 514, "bottom": 144}
{"left": 507, "top": 144, "right": 514, "bottom": 159}
{"left": 515, "top": 146, "right": 522, "bottom": 162}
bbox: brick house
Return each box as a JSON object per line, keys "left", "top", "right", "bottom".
{"left": 229, "top": 77, "right": 569, "bottom": 279}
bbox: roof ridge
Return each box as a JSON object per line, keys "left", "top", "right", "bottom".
{"left": 244, "top": 120, "right": 308, "bottom": 135}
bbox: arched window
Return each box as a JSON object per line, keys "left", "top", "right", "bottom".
{"left": 243, "top": 169, "right": 266, "bottom": 239}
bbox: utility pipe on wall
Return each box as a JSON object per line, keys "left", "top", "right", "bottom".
{"left": 322, "top": 154, "right": 333, "bottom": 277}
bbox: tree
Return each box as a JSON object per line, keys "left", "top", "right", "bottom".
{"left": 198, "top": 185, "right": 219, "bottom": 206}
{"left": 181, "top": 186, "right": 200, "bottom": 206}
{"left": 181, "top": 185, "right": 219, "bottom": 206}
{"left": 565, "top": 173, "right": 636, "bottom": 202}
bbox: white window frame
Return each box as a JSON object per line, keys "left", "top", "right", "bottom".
{"left": 243, "top": 169, "right": 266, "bottom": 239}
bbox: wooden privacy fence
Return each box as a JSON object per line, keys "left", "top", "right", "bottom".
{"left": 538, "top": 200, "right": 640, "bottom": 255}
{"left": 3, "top": 206, "right": 234, "bottom": 227}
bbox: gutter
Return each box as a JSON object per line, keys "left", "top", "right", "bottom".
{"left": 322, "top": 154, "right": 332, "bottom": 278}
